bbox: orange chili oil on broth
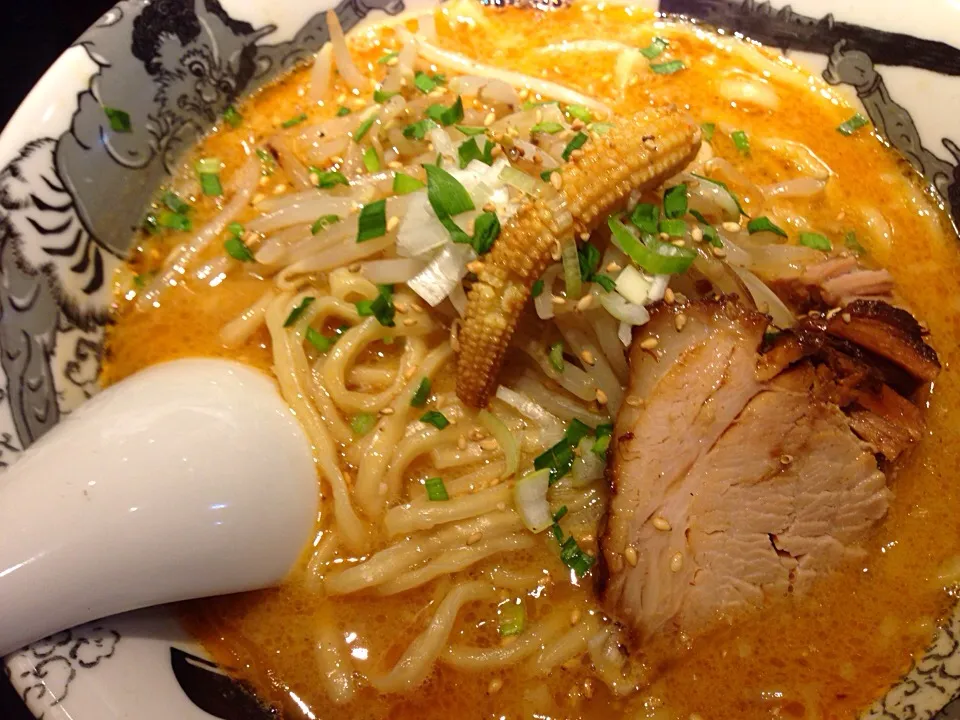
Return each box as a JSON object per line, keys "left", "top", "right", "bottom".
{"left": 101, "top": 3, "right": 960, "bottom": 719}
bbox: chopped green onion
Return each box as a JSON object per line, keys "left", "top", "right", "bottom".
{"left": 403, "top": 118, "right": 438, "bottom": 140}
{"left": 426, "top": 96, "right": 465, "bottom": 127}
{"left": 798, "top": 231, "right": 832, "bottom": 251}
{"left": 224, "top": 236, "right": 254, "bottom": 262}
{"left": 351, "top": 413, "right": 377, "bottom": 436}
{"left": 411, "top": 377, "right": 431, "bottom": 407}
{"left": 336, "top": 106, "right": 352, "bottom": 117}
{"left": 420, "top": 410, "right": 449, "bottom": 429}
{"left": 355, "top": 284, "right": 396, "bottom": 327}
{"left": 562, "top": 132, "right": 589, "bottom": 160}
{"left": 566, "top": 104, "right": 593, "bottom": 122}
{"left": 593, "top": 273, "right": 616, "bottom": 291}
{"left": 561, "top": 236, "right": 582, "bottom": 298}
{"left": 560, "top": 535, "right": 595, "bottom": 577}
{"left": 306, "top": 326, "right": 345, "bottom": 353}
{"left": 227, "top": 222, "right": 244, "bottom": 238}
{"left": 471, "top": 212, "right": 501, "bottom": 255}
{"left": 393, "top": 172, "right": 425, "bottom": 195}
{"left": 531, "top": 121, "right": 564, "bottom": 134}
{"left": 746, "top": 216, "right": 787, "bottom": 238}
{"left": 499, "top": 601, "right": 526, "bottom": 637}
{"left": 522, "top": 100, "right": 558, "bottom": 110}
{"left": 630, "top": 203, "right": 659, "bottom": 234}
{"left": 578, "top": 243, "right": 601, "bottom": 283}
{"left": 223, "top": 105, "right": 243, "bottom": 128}
{"left": 591, "top": 433, "right": 611, "bottom": 458}
{"left": 283, "top": 297, "right": 315, "bottom": 327}
{"left": 456, "top": 125, "right": 487, "bottom": 136}
{"left": 639, "top": 37, "right": 668, "bottom": 59}
{"left": 844, "top": 230, "right": 866, "bottom": 255}
{"left": 311, "top": 214, "right": 341, "bottom": 234}
{"left": 142, "top": 214, "right": 160, "bottom": 235}
{"left": 838, "top": 113, "right": 869, "bottom": 136}
{"left": 373, "top": 88, "right": 398, "bottom": 103}
{"left": 424, "top": 476, "right": 449, "bottom": 501}
{"left": 311, "top": 168, "right": 349, "bottom": 189}
{"left": 588, "top": 121, "right": 614, "bottom": 135}
{"left": 162, "top": 191, "right": 191, "bottom": 215}
{"left": 425, "top": 165, "right": 475, "bottom": 219}
{"left": 700, "top": 122, "right": 716, "bottom": 141}
{"left": 157, "top": 211, "right": 192, "bottom": 231}
{"left": 133, "top": 272, "right": 150, "bottom": 287}
{"left": 256, "top": 148, "right": 275, "bottom": 174}
{"left": 414, "top": 71, "right": 444, "bottom": 93}
{"left": 354, "top": 115, "right": 377, "bottom": 142}
{"left": 281, "top": 113, "right": 308, "bottom": 128}
{"left": 531, "top": 278, "right": 545, "bottom": 297}
{"left": 548, "top": 342, "right": 565, "bottom": 373}
{"left": 553, "top": 506, "right": 569, "bottom": 523}
{"left": 650, "top": 59, "right": 685, "bottom": 74}
{"left": 377, "top": 50, "right": 399, "bottom": 64}
{"left": 690, "top": 173, "right": 749, "bottom": 218}
{"left": 357, "top": 199, "right": 388, "bottom": 243}
{"left": 663, "top": 184, "right": 688, "bottom": 219}
{"left": 658, "top": 218, "right": 687, "bottom": 237}
{"left": 608, "top": 217, "right": 696, "bottom": 275}
{"left": 363, "top": 146, "right": 381, "bottom": 172}
{"left": 731, "top": 130, "right": 750, "bottom": 155}
{"left": 690, "top": 210, "right": 721, "bottom": 246}
{"left": 534, "top": 419, "right": 592, "bottom": 485}
{"left": 540, "top": 169, "right": 557, "bottom": 182}
{"left": 103, "top": 107, "right": 131, "bottom": 132}
{"left": 458, "top": 137, "right": 493, "bottom": 168}
{"left": 195, "top": 158, "right": 223, "bottom": 196}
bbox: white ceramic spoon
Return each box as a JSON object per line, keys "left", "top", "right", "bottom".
{"left": 0, "top": 358, "right": 318, "bottom": 656}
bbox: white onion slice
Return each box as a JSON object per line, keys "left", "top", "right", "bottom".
{"left": 449, "top": 281, "right": 468, "bottom": 317}
{"left": 513, "top": 469, "right": 553, "bottom": 534}
{"left": 494, "top": 386, "right": 565, "bottom": 446}
{"left": 571, "top": 437, "right": 605, "bottom": 487}
{"left": 407, "top": 243, "right": 476, "bottom": 306}
{"left": 760, "top": 177, "right": 827, "bottom": 200}
{"left": 309, "top": 43, "right": 333, "bottom": 103}
{"left": 730, "top": 265, "right": 796, "bottom": 328}
{"left": 326, "top": 10, "right": 367, "bottom": 91}
{"left": 614, "top": 266, "right": 652, "bottom": 305}
{"left": 499, "top": 165, "right": 539, "bottom": 195}
{"left": 561, "top": 235, "right": 582, "bottom": 298}
{"left": 361, "top": 258, "right": 427, "bottom": 285}
{"left": 618, "top": 321, "right": 633, "bottom": 347}
{"left": 598, "top": 291, "right": 651, "bottom": 326}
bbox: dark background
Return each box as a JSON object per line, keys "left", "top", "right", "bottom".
{"left": 2, "top": 2, "right": 114, "bottom": 715}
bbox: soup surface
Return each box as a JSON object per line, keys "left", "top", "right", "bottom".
{"left": 103, "top": 3, "right": 960, "bottom": 719}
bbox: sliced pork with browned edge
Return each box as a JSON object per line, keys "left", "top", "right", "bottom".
{"left": 601, "top": 297, "right": 939, "bottom": 639}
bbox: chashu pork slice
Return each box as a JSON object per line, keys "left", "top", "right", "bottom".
{"left": 601, "top": 299, "right": 893, "bottom": 638}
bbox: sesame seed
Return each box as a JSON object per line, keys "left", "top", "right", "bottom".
{"left": 643, "top": 137, "right": 658, "bottom": 150}
{"left": 659, "top": 232, "right": 670, "bottom": 241}
{"left": 624, "top": 545, "right": 639, "bottom": 566}
{"left": 349, "top": 263, "right": 361, "bottom": 272}
{"left": 386, "top": 56, "right": 399, "bottom": 66}
{"left": 579, "top": 231, "right": 591, "bottom": 241}
{"left": 380, "top": 407, "right": 395, "bottom": 416}
{"left": 722, "top": 221, "right": 741, "bottom": 233}
{"left": 411, "top": 304, "right": 424, "bottom": 313}
{"left": 394, "top": 301, "right": 408, "bottom": 313}
{"left": 403, "top": 318, "right": 416, "bottom": 326}
{"left": 576, "top": 295, "right": 594, "bottom": 311}
{"left": 595, "top": 388, "right": 608, "bottom": 405}
{"left": 306, "top": 173, "right": 318, "bottom": 186}
{"left": 466, "top": 260, "right": 485, "bottom": 274}
{"left": 403, "top": 365, "right": 417, "bottom": 380}
{"left": 691, "top": 226, "right": 704, "bottom": 242}
{"left": 672, "top": 239, "right": 686, "bottom": 247}
{"left": 640, "top": 337, "right": 659, "bottom": 350}
{"left": 551, "top": 295, "right": 566, "bottom": 305}
{"left": 675, "top": 313, "right": 688, "bottom": 331}
{"left": 535, "top": 109, "right": 543, "bottom": 123}
{"left": 251, "top": 193, "right": 266, "bottom": 206}
{"left": 458, "top": 435, "right": 467, "bottom": 450}
{"left": 583, "top": 679, "right": 594, "bottom": 699}
{"left": 670, "top": 552, "right": 684, "bottom": 572}
{"left": 626, "top": 395, "right": 644, "bottom": 407}
{"left": 388, "top": 160, "right": 403, "bottom": 170}
{"left": 606, "top": 261, "right": 622, "bottom": 273}
{"left": 480, "top": 438, "right": 499, "bottom": 451}
{"left": 711, "top": 246, "right": 727, "bottom": 258}
{"left": 387, "top": 216, "right": 400, "bottom": 232}
{"left": 467, "top": 532, "right": 483, "bottom": 545}
{"left": 519, "top": 88, "right": 530, "bottom": 100}
{"left": 570, "top": 609, "right": 582, "bottom": 625}
{"left": 664, "top": 287, "right": 675, "bottom": 304}
{"left": 487, "top": 678, "right": 503, "bottom": 694}
{"left": 652, "top": 516, "right": 671, "bottom": 531}
{"left": 780, "top": 454, "right": 794, "bottom": 466}
{"left": 580, "top": 349, "right": 596, "bottom": 365}
{"left": 571, "top": 119, "right": 585, "bottom": 131}
{"left": 550, "top": 172, "right": 563, "bottom": 190}
{"left": 842, "top": 312, "right": 852, "bottom": 324}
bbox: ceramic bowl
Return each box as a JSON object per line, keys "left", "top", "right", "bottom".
{"left": 2, "top": 0, "right": 960, "bottom": 717}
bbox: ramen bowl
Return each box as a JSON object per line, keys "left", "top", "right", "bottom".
{"left": 2, "top": 0, "right": 960, "bottom": 718}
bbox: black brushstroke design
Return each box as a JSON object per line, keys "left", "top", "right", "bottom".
{"left": 170, "top": 649, "right": 275, "bottom": 720}
{"left": 660, "top": 0, "right": 960, "bottom": 75}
